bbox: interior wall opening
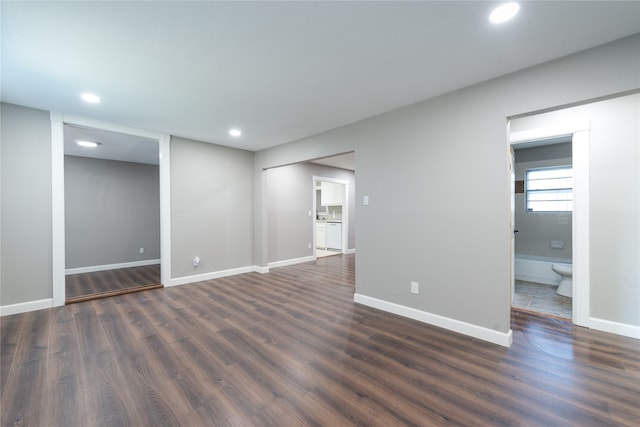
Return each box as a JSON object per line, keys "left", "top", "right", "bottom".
{"left": 263, "top": 151, "right": 355, "bottom": 268}
{"left": 63, "top": 124, "right": 162, "bottom": 303}
{"left": 509, "top": 119, "right": 591, "bottom": 328}
{"left": 511, "top": 136, "right": 574, "bottom": 319}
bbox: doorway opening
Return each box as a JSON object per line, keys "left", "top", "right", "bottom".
{"left": 262, "top": 151, "right": 354, "bottom": 268}
{"left": 509, "top": 120, "right": 590, "bottom": 327}
{"left": 51, "top": 113, "right": 171, "bottom": 307}
{"left": 63, "top": 124, "right": 162, "bottom": 303}
{"left": 313, "top": 177, "right": 348, "bottom": 258}
{"left": 511, "top": 137, "right": 573, "bottom": 318}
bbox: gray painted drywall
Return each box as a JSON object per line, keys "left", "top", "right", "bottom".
{"left": 2, "top": 34, "right": 638, "bottom": 336}
{"left": 254, "top": 34, "right": 640, "bottom": 334}
{"left": 64, "top": 155, "right": 160, "bottom": 269}
{"left": 1, "top": 103, "right": 52, "bottom": 306}
{"left": 171, "top": 136, "right": 254, "bottom": 278}
{"left": 515, "top": 142, "right": 571, "bottom": 163}
{"left": 266, "top": 162, "right": 355, "bottom": 262}
{"left": 514, "top": 153, "right": 573, "bottom": 261}
{"left": 511, "top": 93, "right": 640, "bottom": 327}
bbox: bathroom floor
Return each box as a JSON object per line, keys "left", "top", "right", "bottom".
{"left": 513, "top": 280, "right": 572, "bottom": 319}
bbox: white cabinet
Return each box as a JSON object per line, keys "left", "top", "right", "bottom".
{"left": 320, "top": 181, "right": 344, "bottom": 206}
{"left": 325, "top": 222, "right": 342, "bottom": 250}
{"left": 316, "top": 222, "right": 326, "bottom": 249}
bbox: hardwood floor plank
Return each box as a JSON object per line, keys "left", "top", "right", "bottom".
{"left": 0, "top": 313, "right": 24, "bottom": 392}
{"left": 65, "top": 264, "right": 161, "bottom": 303}
{"left": 2, "top": 254, "right": 639, "bottom": 426}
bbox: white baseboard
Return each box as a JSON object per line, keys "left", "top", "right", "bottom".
{"left": 254, "top": 265, "right": 269, "bottom": 274}
{"left": 66, "top": 259, "right": 161, "bottom": 275}
{"left": 354, "top": 293, "right": 513, "bottom": 347}
{"left": 167, "top": 265, "right": 266, "bottom": 287}
{"left": 590, "top": 317, "right": 640, "bottom": 339}
{"left": 344, "top": 248, "right": 356, "bottom": 254}
{"left": 268, "top": 256, "right": 315, "bottom": 269}
{"left": 1, "top": 299, "right": 53, "bottom": 316}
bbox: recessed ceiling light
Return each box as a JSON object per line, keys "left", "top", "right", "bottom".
{"left": 76, "top": 140, "right": 101, "bottom": 148}
{"left": 229, "top": 129, "right": 242, "bottom": 137}
{"left": 81, "top": 93, "right": 101, "bottom": 103}
{"left": 489, "top": 2, "right": 520, "bottom": 24}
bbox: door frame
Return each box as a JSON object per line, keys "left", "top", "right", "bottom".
{"left": 312, "top": 176, "right": 349, "bottom": 256}
{"left": 50, "top": 113, "right": 171, "bottom": 306}
{"left": 509, "top": 121, "right": 590, "bottom": 327}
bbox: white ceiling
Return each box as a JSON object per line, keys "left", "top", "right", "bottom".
{"left": 64, "top": 124, "right": 159, "bottom": 165}
{"left": 2, "top": 2, "right": 639, "bottom": 153}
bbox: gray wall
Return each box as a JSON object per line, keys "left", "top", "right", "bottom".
{"left": 64, "top": 155, "right": 160, "bottom": 269}
{"left": 266, "top": 162, "right": 355, "bottom": 262}
{"left": 2, "top": 35, "right": 638, "bottom": 335}
{"left": 1, "top": 103, "right": 52, "bottom": 306}
{"left": 514, "top": 145, "right": 573, "bottom": 261}
{"left": 170, "top": 136, "right": 254, "bottom": 278}
{"left": 511, "top": 93, "right": 640, "bottom": 327}
{"left": 255, "top": 34, "right": 640, "bottom": 334}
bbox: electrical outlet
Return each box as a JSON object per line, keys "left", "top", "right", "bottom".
{"left": 139, "top": 247, "right": 144, "bottom": 254}
{"left": 308, "top": 243, "right": 312, "bottom": 249}
{"left": 411, "top": 281, "right": 419, "bottom": 294}
{"left": 193, "top": 256, "right": 200, "bottom": 268}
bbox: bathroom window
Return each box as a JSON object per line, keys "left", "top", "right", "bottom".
{"left": 525, "top": 166, "right": 573, "bottom": 212}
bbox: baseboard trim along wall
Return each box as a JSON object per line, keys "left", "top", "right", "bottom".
{"left": 1, "top": 298, "right": 53, "bottom": 317}
{"left": 354, "top": 293, "right": 513, "bottom": 347}
{"left": 590, "top": 317, "right": 640, "bottom": 340}
{"left": 65, "top": 259, "right": 161, "bottom": 275}
{"left": 344, "top": 248, "right": 356, "bottom": 254}
{"left": 268, "top": 256, "right": 315, "bottom": 269}
{"left": 168, "top": 265, "right": 267, "bottom": 287}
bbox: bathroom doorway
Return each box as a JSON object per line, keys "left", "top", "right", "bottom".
{"left": 509, "top": 120, "right": 591, "bottom": 327}
{"left": 511, "top": 137, "right": 573, "bottom": 319}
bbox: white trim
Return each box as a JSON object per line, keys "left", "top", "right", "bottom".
{"left": 254, "top": 265, "right": 270, "bottom": 274}
{"left": 354, "top": 293, "right": 513, "bottom": 347}
{"left": 65, "top": 259, "right": 161, "bottom": 275}
{"left": 50, "top": 112, "right": 66, "bottom": 307}
{"left": 312, "top": 175, "right": 349, "bottom": 254}
{"left": 1, "top": 299, "right": 53, "bottom": 316}
{"left": 590, "top": 317, "right": 640, "bottom": 340}
{"left": 268, "top": 256, "right": 315, "bottom": 269}
{"left": 509, "top": 121, "right": 590, "bottom": 143}
{"left": 509, "top": 121, "right": 591, "bottom": 328}
{"left": 51, "top": 114, "right": 170, "bottom": 304}
{"left": 344, "top": 248, "right": 356, "bottom": 254}
{"left": 60, "top": 115, "right": 163, "bottom": 141}
{"left": 167, "top": 265, "right": 266, "bottom": 287}
{"left": 572, "top": 129, "right": 590, "bottom": 327}
{"left": 159, "top": 133, "right": 172, "bottom": 286}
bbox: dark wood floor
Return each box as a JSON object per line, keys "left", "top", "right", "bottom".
{"left": 2, "top": 254, "right": 639, "bottom": 426}
{"left": 65, "top": 264, "right": 162, "bottom": 303}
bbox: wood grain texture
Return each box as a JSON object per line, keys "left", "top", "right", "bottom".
{"left": 65, "top": 264, "right": 161, "bottom": 303}
{"left": 2, "top": 254, "right": 639, "bottom": 426}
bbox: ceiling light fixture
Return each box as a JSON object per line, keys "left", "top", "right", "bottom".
{"left": 76, "top": 140, "right": 101, "bottom": 148}
{"left": 229, "top": 129, "right": 242, "bottom": 137}
{"left": 81, "top": 93, "right": 101, "bottom": 103}
{"left": 489, "top": 2, "right": 520, "bottom": 24}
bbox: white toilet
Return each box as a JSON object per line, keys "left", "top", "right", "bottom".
{"left": 552, "top": 263, "right": 573, "bottom": 297}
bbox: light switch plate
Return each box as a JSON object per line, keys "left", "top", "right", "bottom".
{"left": 411, "top": 281, "right": 419, "bottom": 294}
